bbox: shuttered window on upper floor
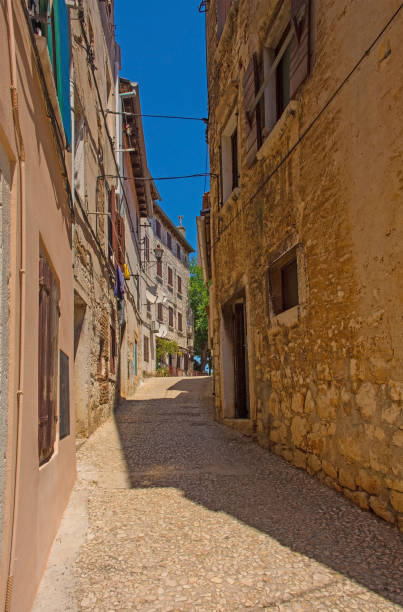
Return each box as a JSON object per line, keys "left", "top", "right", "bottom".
{"left": 217, "top": 0, "right": 232, "bottom": 40}
{"left": 243, "top": 0, "right": 311, "bottom": 167}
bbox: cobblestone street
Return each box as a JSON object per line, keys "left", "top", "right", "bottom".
{"left": 35, "top": 377, "right": 403, "bottom": 611}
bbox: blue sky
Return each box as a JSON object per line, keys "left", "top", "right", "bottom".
{"left": 115, "top": 0, "right": 208, "bottom": 253}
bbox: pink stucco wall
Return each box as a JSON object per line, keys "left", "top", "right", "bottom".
{"left": 0, "top": 2, "right": 76, "bottom": 610}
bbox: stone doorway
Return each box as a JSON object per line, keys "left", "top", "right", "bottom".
{"left": 221, "top": 293, "right": 249, "bottom": 419}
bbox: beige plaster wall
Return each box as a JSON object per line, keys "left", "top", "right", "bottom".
{"left": 0, "top": 1, "right": 76, "bottom": 609}
{"left": 206, "top": 0, "right": 403, "bottom": 527}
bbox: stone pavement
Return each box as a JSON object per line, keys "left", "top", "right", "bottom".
{"left": 34, "top": 376, "right": 403, "bottom": 611}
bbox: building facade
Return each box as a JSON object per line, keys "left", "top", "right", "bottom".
{"left": 143, "top": 205, "right": 194, "bottom": 376}
{"left": 0, "top": 1, "right": 75, "bottom": 608}
{"left": 70, "top": 0, "right": 123, "bottom": 437}
{"left": 202, "top": 0, "right": 403, "bottom": 527}
{"left": 118, "top": 78, "right": 160, "bottom": 398}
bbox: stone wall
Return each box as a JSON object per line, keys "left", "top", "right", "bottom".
{"left": 206, "top": 0, "right": 403, "bottom": 528}
{"left": 71, "top": 0, "right": 120, "bottom": 437}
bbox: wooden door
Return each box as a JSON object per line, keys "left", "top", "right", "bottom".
{"left": 233, "top": 302, "right": 248, "bottom": 418}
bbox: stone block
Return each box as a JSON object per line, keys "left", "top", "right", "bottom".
{"left": 356, "top": 469, "right": 382, "bottom": 495}
{"left": 339, "top": 468, "right": 355, "bottom": 490}
{"left": 369, "top": 443, "right": 390, "bottom": 474}
{"left": 322, "top": 460, "right": 337, "bottom": 480}
{"left": 281, "top": 448, "right": 293, "bottom": 462}
{"left": 293, "top": 450, "right": 307, "bottom": 469}
{"left": 369, "top": 496, "right": 395, "bottom": 523}
{"left": 316, "top": 386, "right": 337, "bottom": 420}
{"left": 307, "top": 433, "right": 325, "bottom": 455}
{"left": 338, "top": 433, "right": 369, "bottom": 466}
{"left": 344, "top": 489, "right": 369, "bottom": 510}
{"left": 381, "top": 404, "right": 401, "bottom": 425}
{"left": 385, "top": 477, "right": 403, "bottom": 493}
{"left": 307, "top": 454, "right": 322, "bottom": 473}
{"left": 356, "top": 382, "right": 377, "bottom": 419}
{"left": 392, "top": 430, "right": 403, "bottom": 447}
{"left": 389, "top": 490, "right": 403, "bottom": 513}
{"left": 268, "top": 392, "right": 280, "bottom": 418}
{"left": 389, "top": 381, "right": 403, "bottom": 402}
{"left": 368, "top": 357, "right": 389, "bottom": 384}
{"left": 304, "top": 389, "right": 315, "bottom": 414}
{"left": 291, "top": 415, "right": 309, "bottom": 450}
{"left": 291, "top": 392, "right": 304, "bottom": 413}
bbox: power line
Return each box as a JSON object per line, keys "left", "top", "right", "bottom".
{"left": 102, "top": 173, "right": 215, "bottom": 182}
{"left": 213, "top": 4, "right": 402, "bottom": 247}
{"left": 107, "top": 110, "right": 208, "bottom": 123}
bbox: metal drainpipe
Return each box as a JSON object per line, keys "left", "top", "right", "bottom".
{"left": 5, "top": 0, "right": 26, "bottom": 609}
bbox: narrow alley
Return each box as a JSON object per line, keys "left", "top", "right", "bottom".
{"left": 35, "top": 377, "right": 402, "bottom": 611}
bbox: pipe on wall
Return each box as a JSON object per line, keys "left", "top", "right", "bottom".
{"left": 4, "top": 0, "right": 26, "bottom": 609}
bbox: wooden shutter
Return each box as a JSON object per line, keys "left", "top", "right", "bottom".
{"left": 109, "top": 187, "right": 118, "bottom": 263}
{"left": 290, "top": 0, "right": 310, "bottom": 98}
{"left": 157, "top": 260, "right": 163, "bottom": 278}
{"left": 38, "top": 253, "right": 59, "bottom": 464}
{"left": 243, "top": 53, "right": 259, "bottom": 168}
{"left": 118, "top": 213, "right": 125, "bottom": 267}
{"left": 178, "top": 312, "right": 182, "bottom": 331}
{"left": 168, "top": 267, "right": 173, "bottom": 287}
{"left": 218, "top": 0, "right": 232, "bottom": 39}
{"left": 178, "top": 276, "right": 182, "bottom": 294}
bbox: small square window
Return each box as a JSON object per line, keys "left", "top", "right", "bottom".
{"left": 268, "top": 250, "right": 300, "bottom": 316}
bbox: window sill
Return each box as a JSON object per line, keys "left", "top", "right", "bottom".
{"left": 256, "top": 100, "right": 299, "bottom": 161}
{"left": 168, "top": 285, "right": 173, "bottom": 293}
{"left": 220, "top": 186, "right": 241, "bottom": 211}
{"left": 177, "top": 293, "right": 182, "bottom": 300}
{"left": 156, "top": 276, "right": 163, "bottom": 284}
{"left": 270, "top": 304, "right": 301, "bottom": 329}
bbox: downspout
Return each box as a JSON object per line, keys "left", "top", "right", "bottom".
{"left": 5, "top": 0, "right": 26, "bottom": 609}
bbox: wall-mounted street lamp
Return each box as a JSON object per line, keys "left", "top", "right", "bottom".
{"left": 154, "top": 243, "right": 164, "bottom": 262}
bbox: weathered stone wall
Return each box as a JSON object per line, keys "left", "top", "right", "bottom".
{"left": 206, "top": 0, "right": 403, "bottom": 527}
{"left": 71, "top": 0, "right": 120, "bottom": 437}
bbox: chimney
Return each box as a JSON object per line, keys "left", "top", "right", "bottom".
{"left": 177, "top": 215, "right": 186, "bottom": 238}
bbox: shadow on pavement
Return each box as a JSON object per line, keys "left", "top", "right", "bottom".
{"left": 116, "top": 378, "right": 403, "bottom": 606}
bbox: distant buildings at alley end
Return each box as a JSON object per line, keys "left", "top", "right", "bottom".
{"left": 198, "top": 0, "right": 403, "bottom": 529}
{"left": 0, "top": 1, "right": 193, "bottom": 608}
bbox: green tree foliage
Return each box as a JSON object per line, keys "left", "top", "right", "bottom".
{"left": 156, "top": 338, "right": 180, "bottom": 365}
{"left": 189, "top": 258, "right": 209, "bottom": 371}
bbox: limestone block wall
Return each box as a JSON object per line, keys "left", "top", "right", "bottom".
{"left": 206, "top": 0, "right": 403, "bottom": 527}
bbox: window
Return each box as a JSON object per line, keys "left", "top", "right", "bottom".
{"left": 276, "top": 29, "right": 291, "bottom": 119}
{"left": 177, "top": 276, "right": 182, "bottom": 295}
{"left": 178, "top": 312, "right": 183, "bottom": 332}
{"left": 144, "top": 234, "right": 150, "bottom": 262}
{"left": 134, "top": 340, "right": 138, "bottom": 375}
{"left": 144, "top": 335, "right": 149, "bottom": 362}
{"left": 157, "top": 259, "right": 163, "bottom": 278}
{"left": 109, "top": 187, "right": 125, "bottom": 267}
{"left": 110, "top": 324, "right": 116, "bottom": 373}
{"left": 146, "top": 300, "right": 151, "bottom": 319}
{"left": 169, "top": 307, "right": 174, "bottom": 328}
{"left": 268, "top": 250, "right": 299, "bottom": 316}
{"left": 156, "top": 219, "right": 161, "bottom": 239}
{"left": 220, "top": 112, "right": 239, "bottom": 204}
{"left": 31, "top": 0, "right": 72, "bottom": 145}
{"left": 177, "top": 243, "right": 181, "bottom": 260}
{"left": 38, "top": 250, "right": 60, "bottom": 465}
{"left": 243, "top": 1, "right": 311, "bottom": 166}
{"left": 217, "top": 0, "right": 232, "bottom": 39}
{"left": 168, "top": 266, "right": 173, "bottom": 288}
{"left": 167, "top": 232, "right": 172, "bottom": 250}
{"left": 157, "top": 303, "right": 164, "bottom": 322}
